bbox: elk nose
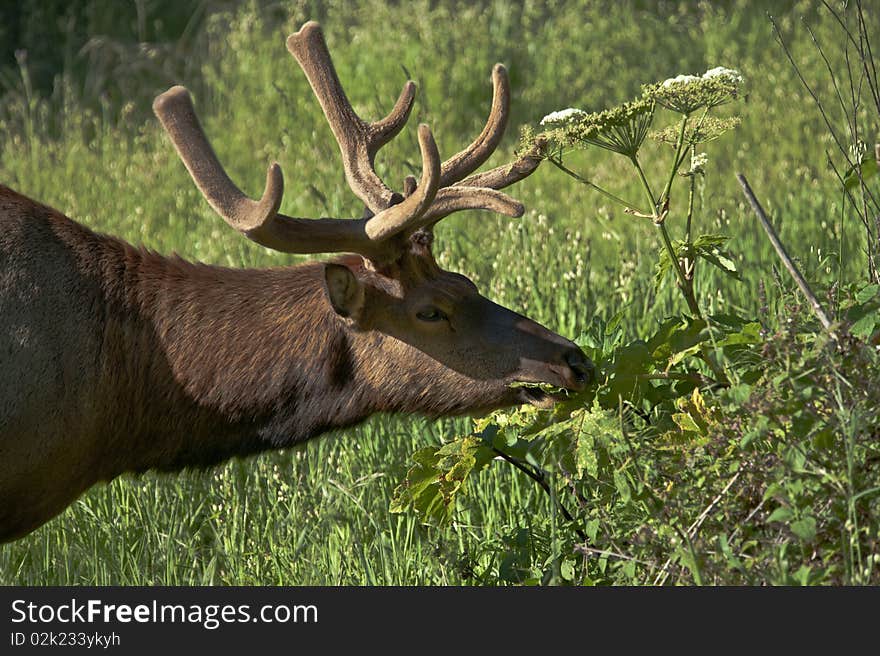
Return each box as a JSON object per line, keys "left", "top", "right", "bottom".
{"left": 565, "top": 349, "right": 595, "bottom": 389}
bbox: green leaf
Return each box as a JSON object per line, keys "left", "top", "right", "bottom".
{"left": 851, "top": 312, "right": 879, "bottom": 339}
{"left": 843, "top": 153, "right": 878, "bottom": 189}
{"left": 715, "top": 321, "right": 762, "bottom": 346}
{"left": 695, "top": 247, "right": 741, "bottom": 280}
{"left": 790, "top": 517, "right": 817, "bottom": 542}
{"left": 647, "top": 315, "right": 709, "bottom": 361}
{"left": 767, "top": 506, "right": 794, "bottom": 523}
{"left": 692, "top": 234, "right": 731, "bottom": 249}
{"left": 856, "top": 284, "right": 880, "bottom": 304}
{"left": 576, "top": 402, "right": 620, "bottom": 478}
{"left": 390, "top": 436, "right": 493, "bottom": 524}
{"left": 672, "top": 411, "right": 702, "bottom": 434}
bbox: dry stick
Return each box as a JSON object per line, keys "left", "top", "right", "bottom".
{"left": 573, "top": 545, "right": 652, "bottom": 566}
{"left": 652, "top": 471, "right": 741, "bottom": 586}
{"left": 736, "top": 174, "right": 838, "bottom": 340}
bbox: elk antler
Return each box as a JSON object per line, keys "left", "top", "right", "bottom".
{"left": 285, "top": 21, "right": 415, "bottom": 214}
{"left": 410, "top": 63, "right": 545, "bottom": 225}
{"left": 154, "top": 21, "right": 543, "bottom": 263}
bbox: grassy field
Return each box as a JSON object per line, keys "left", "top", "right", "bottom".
{"left": 1, "top": 0, "right": 878, "bottom": 584}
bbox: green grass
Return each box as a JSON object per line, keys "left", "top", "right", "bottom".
{"left": 1, "top": 0, "right": 878, "bottom": 584}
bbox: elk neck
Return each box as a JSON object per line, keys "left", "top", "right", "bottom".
{"left": 51, "top": 216, "right": 380, "bottom": 474}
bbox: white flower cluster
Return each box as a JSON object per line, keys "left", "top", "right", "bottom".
{"left": 690, "top": 152, "right": 709, "bottom": 174}
{"left": 661, "top": 67, "right": 744, "bottom": 88}
{"left": 702, "top": 66, "right": 744, "bottom": 85}
{"left": 661, "top": 74, "right": 700, "bottom": 87}
{"left": 539, "top": 107, "right": 585, "bottom": 125}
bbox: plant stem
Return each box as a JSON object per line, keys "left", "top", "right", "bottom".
{"left": 658, "top": 220, "right": 702, "bottom": 316}
{"left": 737, "top": 173, "right": 837, "bottom": 338}
{"left": 685, "top": 147, "right": 697, "bottom": 248}
{"left": 684, "top": 145, "right": 697, "bottom": 280}
{"left": 660, "top": 114, "right": 689, "bottom": 205}
{"left": 492, "top": 447, "right": 587, "bottom": 542}
{"left": 630, "top": 154, "right": 658, "bottom": 210}
{"left": 549, "top": 157, "right": 645, "bottom": 213}
{"left": 630, "top": 154, "right": 703, "bottom": 318}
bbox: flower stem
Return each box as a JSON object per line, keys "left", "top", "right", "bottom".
{"left": 657, "top": 221, "right": 702, "bottom": 316}
{"left": 660, "top": 114, "right": 689, "bottom": 205}
{"left": 549, "top": 157, "right": 645, "bottom": 212}
{"left": 684, "top": 145, "right": 697, "bottom": 280}
{"left": 630, "top": 154, "right": 703, "bottom": 318}
{"left": 629, "top": 155, "right": 658, "bottom": 211}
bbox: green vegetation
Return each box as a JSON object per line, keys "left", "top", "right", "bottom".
{"left": 1, "top": 0, "right": 878, "bottom": 585}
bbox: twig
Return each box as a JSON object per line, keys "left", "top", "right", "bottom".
{"left": 637, "top": 371, "right": 717, "bottom": 386}
{"left": 736, "top": 174, "right": 838, "bottom": 340}
{"left": 492, "top": 447, "right": 587, "bottom": 542}
{"left": 573, "top": 544, "right": 651, "bottom": 566}
{"left": 687, "top": 471, "right": 741, "bottom": 536}
{"left": 654, "top": 471, "right": 741, "bottom": 585}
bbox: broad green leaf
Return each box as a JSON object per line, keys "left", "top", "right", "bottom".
{"left": 843, "top": 153, "right": 878, "bottom": 189}
{"left": 851, "top": 312, "right": 879, "bottom": 339}
{"left": 856, "top": 284, "right": 880, "bottom": 304}
{"left": 390, "top": 436, "right": 493, "bottom": 524}
{"left": 695, "top": 245, "right": 741, "bottom": 281}
{"left": 576, "top": 402, "right": 620, "bottom": 478}
{"left": 647, "top": 315, "right": 708, "bottom": 361}
{"left": 692, "top": 234, "right": 731, "bottom": 249}
{"left": 790, "top": 517, "right": 817, "bottom": 542}
{"left": 715, "top": 321, "right": 762, "bottom": 346}
{"left": 767, "top": 506, "right": 794, "bottom": 523}
{"left": 672, "top": 411, "right": 702, "bottom": 434}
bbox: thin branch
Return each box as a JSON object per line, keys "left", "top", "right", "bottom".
{"left": 573, "top": 544, "right": 652, "bottom": 566}
{"left": 654, "top": 471, "right": 741, "bottom": 586}
{"left": 492, "top": 447, "right": 587, "bottom": 542}
{"left": 737, "top": 174, "right": 837, "bottom": 339}
{"left": 687, "top": 471, "right": 741, "bottom": 536}
{"left": 548, "top": 157, "right": 646, "bottom": 213}
{"left": 770, "top": 13, "right": 849, "bottom": 163}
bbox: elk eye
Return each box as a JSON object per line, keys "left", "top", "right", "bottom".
{"left": 416, "top": 307, "right": 448, "bottom": 322}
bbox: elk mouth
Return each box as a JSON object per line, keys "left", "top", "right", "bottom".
{"left": 510, "top": 382, "right": 568, "bottom": 409}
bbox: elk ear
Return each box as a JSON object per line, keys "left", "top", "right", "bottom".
{"left": 324, "top": 263, "right": 365, "bottom": 319}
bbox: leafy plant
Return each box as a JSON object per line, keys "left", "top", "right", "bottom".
{"left": 392, "top": 44, "right": 880, "bottom": 585}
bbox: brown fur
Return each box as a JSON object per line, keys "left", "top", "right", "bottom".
{"left": 0, "top": 185, "right": 589, "bottom": 542}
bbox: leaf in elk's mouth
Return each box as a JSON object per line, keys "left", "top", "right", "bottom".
{"left": 509, "top": 382, "right": 567, "bottom": 408}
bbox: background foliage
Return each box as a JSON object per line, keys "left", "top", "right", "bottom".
{"left": 0, "top": 0, "right": 877, "bottom": 584}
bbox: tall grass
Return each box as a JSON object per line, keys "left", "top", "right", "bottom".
{"left": 0, "top": 0, "right": 877, "bottom": 584}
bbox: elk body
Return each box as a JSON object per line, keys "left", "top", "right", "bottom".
{"left": 0, "top": 22, "right": 593, "bottom": 543}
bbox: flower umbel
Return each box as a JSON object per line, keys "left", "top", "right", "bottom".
{"left": 661, "top": 74, "right": 700, "bottom": 88}
{"left": 702, "top": 67, "right": 744, "bottom": 85}
{"left": 540, "top": 107, "right": 586, "bottom": 126}
{"left": 688, "top": 152, "right": 708, "bottom": 175}
{"left": 540, "top": 97, "right": 655, "bottom": 158}
{"left": 645, "top": 66, "right": 745, "bottom": 115}
{"left": 650, "top": 116, "right": 742, "bottom": 145}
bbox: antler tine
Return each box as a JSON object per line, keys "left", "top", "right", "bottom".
{"left": 153, "top": 86, "right": 284, "bottom": 233}
{"left": 403, "top": 64, "right": 539, "bottom": 226}
{"left": 365, "top": 124, "right": 440, "bottom": 240}
{"left": 286, "top": 21, "right": 416, "bottom": 214}
{"left": 454, "top": 137, "right": 546, "bottom": 191}
{"left": 438, "top": 64, "right": 510, "bottom": 187}
{"left": 155, "top": 85, "right": 444, "bottom": 261}
{"left": 417, "top": 186, "right": 524, "bottom": 225}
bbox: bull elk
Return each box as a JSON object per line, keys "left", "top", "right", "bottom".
{"left": 0, "top": 21, "right": 593, "bottom": 543}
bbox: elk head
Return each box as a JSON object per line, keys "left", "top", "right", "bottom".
{"left": 153, "top": 21, "right": 593, "bottom": 413}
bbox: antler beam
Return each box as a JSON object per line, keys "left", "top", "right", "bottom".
{"left": 154, "top": 21, "right": 545, "bottom": 263}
